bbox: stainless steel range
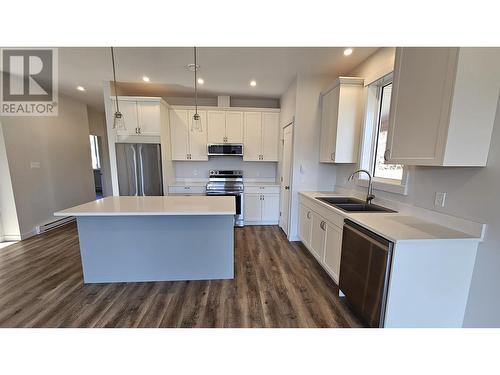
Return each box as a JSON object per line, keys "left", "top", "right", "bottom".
{"left": 206, "top": 170, "right": 244, "bottom": 227}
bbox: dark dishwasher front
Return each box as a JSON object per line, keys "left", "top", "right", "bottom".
{"left": 339, "top": 219, "right": 394, "bottom": 328}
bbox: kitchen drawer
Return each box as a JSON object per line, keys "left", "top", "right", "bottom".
{"left": 168, "top": 185, "right": 206, "bottom": 195}
{"left": 244, "top": 185, "right": 280, "bottom": 194}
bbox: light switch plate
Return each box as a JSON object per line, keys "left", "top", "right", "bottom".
{"left": 434, "top": 192, "right": 446, "bottom": 207}
{"left": 30, "top": 161, "right": 41, "bottom": 169}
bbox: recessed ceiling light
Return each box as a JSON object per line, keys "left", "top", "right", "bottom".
{"left": 76, "top": 86, "right": 85, "bottom": 91}
{"left": 344, "top": 48, "right": 353, "bottom": 56}
{"left": 142, "top": 76, "right": 150, "bottom": 82}
{"left": 197, "top": 78, "right": 204, "bottom": 85}
{"left": 250, "top": 80, "right": 257, "bottom": 87}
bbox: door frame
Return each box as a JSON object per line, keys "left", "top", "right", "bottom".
{"left": 279, "top": 121, "right": 294, "bottom": 238}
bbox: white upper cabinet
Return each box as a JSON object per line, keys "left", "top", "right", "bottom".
{"left": 207, "top": 111, "right": 226, "bottom": 143}
{"left": 169, "top": 109, "right": 190, "bottom": 160}
{"left": 243, "top": 112, "right": 263, "bottom": 161}
{"left": 207, "top": 110, "right": 244, "bottom": 144}
{"left": 188, "top": 110, "right": 208, "bottom": 161}
{"left": 112, "top": 99, "right": 138, "bottom": 136}
{"left": 319, "top": 77, "right": 364, "bottom": 164}
{"left": 261, "top": 113, "right": 280, "bottom": 161}
{"left": 169, "top": 109, "right": 208, "bottom": 161}
{"left": 112, "top": 98, "right": 161, "bottom": 136}
{"left": 225, "top": 111, "right": 243, "bottom": 144}
{"left": 386, "top": 47, "right": 500, "bottom": 166}
{"left": 137, "top": 101, "right": 161, "bottom": 136}
{"left": 244, "top": 111, "right": 279, "bottom": 162}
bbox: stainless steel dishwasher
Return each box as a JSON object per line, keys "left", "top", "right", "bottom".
{"left": 339, "top": 219, "right": 394, "bottom": 328}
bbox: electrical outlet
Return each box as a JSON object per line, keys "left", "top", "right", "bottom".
{"left": 434, "top": 192, "right": 446, "bottom": 208}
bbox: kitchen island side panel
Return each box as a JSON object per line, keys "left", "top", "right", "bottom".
{"left": 75, "top": 215, "right": 234, "bottom": 283}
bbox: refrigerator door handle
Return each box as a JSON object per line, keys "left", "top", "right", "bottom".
{"left": 138, "top": 144, "right": 146, "bottom": 196}
{"left": 132, "top": 145, "right": 139, "bottom": 196}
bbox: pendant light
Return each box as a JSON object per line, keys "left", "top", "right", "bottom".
{"left": 111, "top": 47, "right": 126, "bottom": 130}
{"left": 191, "top": 47, "right": 202, "bottom": 132}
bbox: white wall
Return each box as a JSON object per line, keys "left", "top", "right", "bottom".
{"left": 87, "top": 107, "right": 112, "bottom": 197}
{"left": 0, "top": 122, "right": 20, "bottom": 240}
{"left": 285, "top": 73, "right": 337, "bottom": 240}
{"left": 173, "top": 157, "right": 277, "bottom": 181}
{"left": 335, "top": 47, "right": 500, "bottom": 327}
{"left": 0, "top": 94, "right": 95, "bottom": 237}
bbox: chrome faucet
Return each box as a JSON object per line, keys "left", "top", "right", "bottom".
{"left": 348, "top": 169, "right": 375, "bottom": 204}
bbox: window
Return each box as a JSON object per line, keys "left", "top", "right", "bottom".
{"left": 356, "top": 73, "right": 408, "bottom": 195}
{"left": 89, "top": 135, "right": 101, "bottom": 170}
{"left": 372, "top": 83, "right": 403, "bottom": 181}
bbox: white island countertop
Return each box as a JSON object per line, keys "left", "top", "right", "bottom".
{"left": 54, "top": 196, "right": 236, "bottom": 217}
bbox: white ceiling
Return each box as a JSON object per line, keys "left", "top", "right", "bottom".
{"left": 58, "top": 47, "right": 379, "bottom": 110}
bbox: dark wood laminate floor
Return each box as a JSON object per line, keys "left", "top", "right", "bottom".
{"left": 0, "top": 223, "right": 361, "bottom": 328}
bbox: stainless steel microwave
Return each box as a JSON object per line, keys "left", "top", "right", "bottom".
{"left": 207, "top": 144, "right": 243, "bottom": 156}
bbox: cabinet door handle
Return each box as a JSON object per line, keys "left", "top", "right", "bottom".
{"left": 284, "top": 186, "right": 290, "bottom": 190}
{"left": 331, "top": 152, "right": 335, "bottom": 160}
{"left": 307, "top": 211, "right": 311, "bottom": 219}
{"left": 320, "top": 221, "right": 326, "bottom": 231}
{"left": 384, "top": 149, "right": 390, "bottom": 161}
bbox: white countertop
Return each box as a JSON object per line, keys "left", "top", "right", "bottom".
{"left": 54, "top": 196, "right": 236, "bottom": 217}
{"left": 300, "top": 192, "right": 479, "bottom": 242}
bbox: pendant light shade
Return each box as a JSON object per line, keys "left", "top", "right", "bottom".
{"left": 191, "top": 47, "right": 203, "bottom": 132}
{"left": 111, "top": 47, "right": 126, "bottom": 131}
{"left": 113, "top": 111, "right": 125, "bottom": 130}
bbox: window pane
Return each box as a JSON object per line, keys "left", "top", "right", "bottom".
{"left": 89, "top": 135, "right": 100, "bottom": 170}
{"left": 373, "top": 83, "right": 403, "bottom": 180}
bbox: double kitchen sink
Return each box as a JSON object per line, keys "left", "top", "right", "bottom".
{"left": 316, "top": 197, "right": 396, "bottom": 213}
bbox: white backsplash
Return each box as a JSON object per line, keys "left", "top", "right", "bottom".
{"left": 173, "top": 156, "right": 278, "bottom": 183}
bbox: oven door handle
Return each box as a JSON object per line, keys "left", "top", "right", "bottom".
{"left": 206, "top": 191, "right": 242, "bottom": 195}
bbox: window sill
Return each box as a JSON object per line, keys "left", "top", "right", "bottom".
{"left": 355, "top": 177, "right": 408, "bottom": 196}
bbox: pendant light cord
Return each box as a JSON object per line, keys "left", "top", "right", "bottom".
{"left": 111, "top": 47, "right": 120, "bottom": 113}
{"left": 194, "top": 46, "right": 198, "bottom": 115}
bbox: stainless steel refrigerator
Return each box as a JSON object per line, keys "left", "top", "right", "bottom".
{"left": 115, "top": 143, "right": 163, "bottom": 196}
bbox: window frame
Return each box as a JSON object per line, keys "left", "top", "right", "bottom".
{"left": 355, "top": 72, "right": 409, "bottom": 195}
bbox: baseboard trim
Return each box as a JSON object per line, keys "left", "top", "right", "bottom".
{"left": 0, "top": 234, "right": 22, "bottom": 242}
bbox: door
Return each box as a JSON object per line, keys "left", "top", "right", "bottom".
{"left": 261, "top": 194, "right": 280, "bottom": 222}
{"left": 279, "top": 124, "right": 293, "bottom": 235}
{"left": 310, "top": 213, "right": 326, "bottom": 262}
{"left": 188, "top": 110, "right": 208, "bottom": 160}
{"left": 207, "top": 111, "right": 226, "bottom": 143}
{"left": 243, "top": 193, "right": 262, "bottom": 222}
{"left": 137, "top": 101, "right": 161, "bottom": 136}
{"left": 226, "top": 111, "right": 243, "bottom": 143}
{"left": 243, "top": 112, "right": 262, "bottom": 161}
{"left": 324, "top": 221, "right": 343, "bottom": 282}
{"left": 169, "top": 109, "right": 189, "bottom": 160}
{"left": 114, "top": 100, "right": 138, "bottom": 136}
{"left": 137, "top": 144, "right": 163, "bottom": 196}
{"left": 298, "top": 204, "right": 312, "bottom": 247}
{"left": 262, "top": 112, "right": 279, "bottom": 161}
{"left": 115, "top": 143, "right": 138, "bottom": 196}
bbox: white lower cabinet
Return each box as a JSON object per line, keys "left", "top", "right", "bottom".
{"left": 310, "top": 213, "right": 326, "bottom": 262}
{"left": 298, "top": 204, "right": 312, "bottom": 247}
{"left": 323, "top": 221, "right": 342, "bottom": 281}
{"left": 298, "top": 197, "right": 343, "bottom": 283}
{"left": 244, "top": 192, "right": 280, "bottom": 224}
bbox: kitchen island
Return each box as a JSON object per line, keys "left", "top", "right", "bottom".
{"left": 54, "top": 196, "right": 235, "bottom": 283}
